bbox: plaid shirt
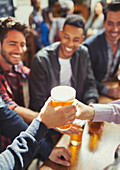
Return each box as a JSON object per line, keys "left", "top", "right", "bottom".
{"left": 0, "top": 61, "right": 30, "bottom": 110}
{"left": 102, "top": 40, "right": 120, "bottom": 82}
{"left": 0, "top": 61, "right": 30, "bottom": 151}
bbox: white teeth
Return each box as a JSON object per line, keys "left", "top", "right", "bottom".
{"left": 12, "top": 55, "right": 20, "bottom": 58}
{"left": 65, "top": 47, "right": 72, "bottom": 52}
{"left": 111, "top": 33, "right": 118, "bottom": 37}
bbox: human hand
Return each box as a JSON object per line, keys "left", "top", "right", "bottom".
{"left": 55, "top": 123, "right": 83, "bottom": 136}
{"left": 39, "top": 97, "right": 76, "bottom": 129}
{"left": 49, "top": 146, "right": 72, "bottom": 166}
{"left": 108, "top": 86, "right": 120, "bottom": 99}
{"left": 74, "top": 99, "right": 95, "bottom": 121}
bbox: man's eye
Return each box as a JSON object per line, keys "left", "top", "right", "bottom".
{"left": 10, "top": 43, "right": 16, "bottom": 46}
{"left": 64, "top": 36, "right": 69, "bottom": 39}
{"left": 108, "top": 22, "right": 113, "bottom": 26}
{"left": 21, "top": 44, "right": 26, "bottom": 47}
{"left": 74, "top": 40, "right": 80, "bottom": 43}
{"left": 118, "top": 22, "right": 120, "bottom": 26}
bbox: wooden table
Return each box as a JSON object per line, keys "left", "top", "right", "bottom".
{"left": 40, "top": 80, "right": 120, "bottom": 170}
{"left": 99, "top": 80, "right": 118, "bottom": 104}
{"left": 40, "top": 122, "right": 120, "bottom": 170}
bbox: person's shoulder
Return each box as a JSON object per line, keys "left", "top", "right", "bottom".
{"left": 75, "top": 44, "right": 90, "bottom": 58}
{"left": 35, "top": 42, "right": 60, "bottom": 57}
{"left": 35, "top": 42, "right": 60, "bottom": 59}
{"left": 77, "top": 44, "right": 89, "bottom": 52}
{"left": 83, "top": 30, "right": 105, "bottom": 45}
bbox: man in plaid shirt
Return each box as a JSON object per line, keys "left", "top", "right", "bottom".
{"left": 0, "top": 17, "right": 39, "bottom": 151}
{"left": 0, "top": 17, "right": 79, "bottom": 166}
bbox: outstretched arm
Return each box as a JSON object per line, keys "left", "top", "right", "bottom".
{"left": 75, "top": 99, "right": 120, "bottom": 124}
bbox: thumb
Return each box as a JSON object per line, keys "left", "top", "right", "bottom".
{"left": 44, "top": 97, "right": 52, "bottom": 108}
{"left": 40, "top": 97, "right": 52, "bottom": 113}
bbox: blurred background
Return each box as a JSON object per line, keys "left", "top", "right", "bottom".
{"left": 0, "top": 0, "right": 117, "bottom": 68}
{"left": 1, "top": 0, "right": 117, "bottom": 25}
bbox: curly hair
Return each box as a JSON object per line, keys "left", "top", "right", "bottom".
{"left": 0, "top": 17, "right": 31, "bottom": 44}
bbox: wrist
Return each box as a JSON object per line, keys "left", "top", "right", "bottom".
{"left": 36, "top": 111, "right": 43, "bottom": 122}
{"left": 89, "top": 105, "right": 95, "bottom": 121}
{"left": 39, "top": 111, "right": 52, "bottom": 128}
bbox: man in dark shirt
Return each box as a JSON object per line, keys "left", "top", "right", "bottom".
{"left": 29, "top": 14, "right": 99, "bottom": 112}
{"left": 83, "top": 2, "right": 120, "bottom": 99}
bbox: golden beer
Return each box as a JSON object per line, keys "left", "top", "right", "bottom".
{"left": 70, "top": 131, "right": 83, "bottom": 146}
{"left": 88, "top": 121, "right": 104, "bottom": 133}
{"left": 70, "top": 120, "right": 85, "bottom": 146}
{"left": 51, "top": 86, "right": 76, "bottom": 131}
{"left": 88, "top": 121, "right": 104, "bottom": 152}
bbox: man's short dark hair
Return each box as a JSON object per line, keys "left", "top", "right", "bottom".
{"left": 0, "top": 17, "right": 31, "bottom": 44}
{"left": 103, "top": 2, "right": 120, "bottom": 21}
{"left": 63, "top": 14, "right": 85, "bottom": 30}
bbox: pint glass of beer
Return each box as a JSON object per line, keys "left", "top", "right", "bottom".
{"left": 70, "top": 119, "right": 86, "bottom": 146}
{"left": 51, "top": 86, "right": 76, "bottom": 131}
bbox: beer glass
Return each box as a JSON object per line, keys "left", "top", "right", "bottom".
{"left": 88, "top": 121, "right": 104, "bottom": 152}
{"left": 70, "top": 119, "right": 86, "bottom": 146}
{"left": 70, "top": 128, "right": 83, "bottom": 146}
{"left": 51, "top": 85, "right": 76, "bottom": 131}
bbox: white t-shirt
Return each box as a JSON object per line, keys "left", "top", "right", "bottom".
{"left": 59, "top": 57, "right": 72, "bottom": 86}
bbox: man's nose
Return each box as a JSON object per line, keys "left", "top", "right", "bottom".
{"left": 15, "top": 45, "right": 23, "bottom": 52}
{"left": 113, "top": 24, "right": 119, "bottom": 32}
{"left": 68, "top": 39, "right": 74, "bottom": 46}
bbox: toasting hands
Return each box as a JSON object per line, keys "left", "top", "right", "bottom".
{"left": 38, "top": 97, "right": 77, "bottom": 129}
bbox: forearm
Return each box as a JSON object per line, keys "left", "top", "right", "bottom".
{"left": 0, "top": 119, "right": 48, "bottom": 170}
{"left": 14, "top": 106, "right": 38, "bottom": 124}
{"left": 96, "top": 81, "right": 107, "bottom": 94}
{"left": 0, "top": 137, "right": 39, "bottom": 170}
{"left": 92, "top": 103, "right": 120, "bottom": 123}
{"left": 38, "top": 129, "right": 62, "bottom": 161}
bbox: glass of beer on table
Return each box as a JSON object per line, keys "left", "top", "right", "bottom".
{"left": 51, "top": 85, "right": 76, "bottom": 131}
{"left": 70, "top": 119, "right": 87, "bottom": 146}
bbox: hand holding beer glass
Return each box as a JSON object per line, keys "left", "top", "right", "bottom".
{"left": 51, "top": 86, "right": 76, "bottom": 131}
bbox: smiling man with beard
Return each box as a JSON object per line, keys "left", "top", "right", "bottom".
{"left": 0, "top": 17, "right": 78, "bottom": 167}
{"left": 29, "top": 14, "right": 99, "bottom": 112}
{"left": 83, "top": 2, "right": 120, "bottom": 99}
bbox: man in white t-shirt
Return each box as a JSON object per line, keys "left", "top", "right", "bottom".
{"left": 29, "top": 14, "right": 99, "bottom": 112}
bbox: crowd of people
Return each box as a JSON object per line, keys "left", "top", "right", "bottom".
{"left": 0, "top": 0, "right": 120, "bottom": 169}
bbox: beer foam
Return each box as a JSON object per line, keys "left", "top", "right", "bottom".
{"left": 51, "top": 86, "right": 76, "bottom": 102}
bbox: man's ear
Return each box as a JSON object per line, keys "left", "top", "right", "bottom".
{"left": 59, "top": 30, "right": 63, "bottom": 39}
{"left": 81, "top": 35, "right": 85, "bottom": 43}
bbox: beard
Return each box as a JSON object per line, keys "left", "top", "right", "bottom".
{"left": 1, "top": 49, "right": 14, "bottom": 65}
